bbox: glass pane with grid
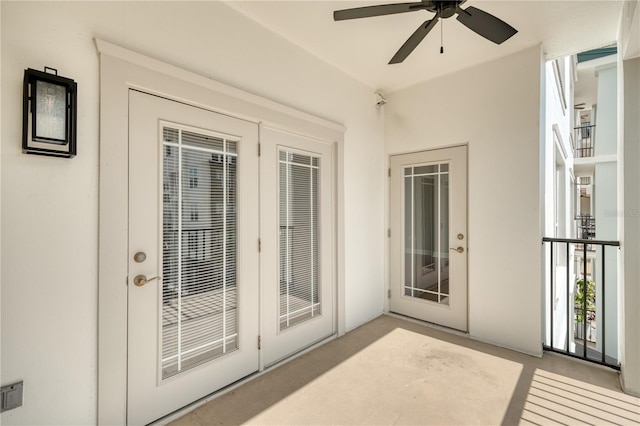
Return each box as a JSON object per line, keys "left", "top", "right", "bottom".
{"left": 279, "top": 150, "right": 320, "bottom": 330}
{"left": 161, "top": 126, "right": 239, "bottom": 379}
{"left": 404, "top": 163, "right": 450, "bottom": 305}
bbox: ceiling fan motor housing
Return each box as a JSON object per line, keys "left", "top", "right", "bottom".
{"left": 434, "top": 1, "right": 467, "bottom": 19}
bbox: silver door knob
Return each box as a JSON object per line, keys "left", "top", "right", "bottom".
{"left": 133, "top": 275, "right": 160, "bottom": 287}
{"left": 450, "top": 247, "right": 464, "bottom": 253}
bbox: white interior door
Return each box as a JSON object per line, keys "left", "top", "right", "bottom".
{"left": 260, "top": 126, "right": 335, "bottom": 366}
{"left": 389, "top": 146, "right": 468, "bottom": 331}
{"left": 127, "top": 91, "right": 259, "bottom": 425}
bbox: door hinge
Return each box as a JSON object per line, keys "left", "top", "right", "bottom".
{"left": 258, "top": 238, "right": 262, "bottom": 252}
{"left": 388, "top": 168, "right": 391, "bottom": 177}
{"left": 258, "top": 143, "right": 261, "bottom": 157}
{"left": 388, "top": 289, "right": 391, "bottom": 299}
{"left": 258, "top": 335, "right": 261, "bottom": 350}
{"left": 388, "top": 229, "right": 391, "bottom": 238}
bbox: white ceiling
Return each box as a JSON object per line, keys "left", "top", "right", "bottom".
{"left": 227, "top": 0, "right": 624, "bottom": 93}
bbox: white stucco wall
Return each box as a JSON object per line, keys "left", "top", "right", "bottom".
{"left": 595, "top": 66, "right": 618, "bottom": 156}
{"left": 620, "top": 0, "right": 640, "bottom": 62}
{"left": 619, "top": 0, "right": 640, "bottom": 397}
{"left": 543, "top": 57, "right": 574, "bottom": 350}
{"left": 622, "top": 56, "right": 640, "bottom": 396}
{"left": 593, "top": 64, "right": 619, "bottom": 360}
{"left": 594, "top": 161, "right": 618, "bottom": 355}
{"left": 0, "top": 2, "right": 384, "bottom": 424}
{"left": 0, "top": 3, "right": 3, "bottom": 398}
{"left": 384, "top": 46, "right": 543, "bottom": 356}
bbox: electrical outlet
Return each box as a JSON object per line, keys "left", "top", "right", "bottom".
{"left": 1, "top": 381, "right": 23, "bottom": 412}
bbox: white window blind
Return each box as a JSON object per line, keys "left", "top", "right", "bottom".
{"left": 161, "top": 126, "right": 238, "bottom": 379}
{"left": 279, "top": 150, "right": 320, "bottom": 330}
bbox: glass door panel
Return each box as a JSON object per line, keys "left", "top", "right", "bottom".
{"left": 403, "top": 163, "right": 450, "bottom": 305}
{"left": 161, "top": 126, "right": 239, "bottom": 379}
{"left": 279, "top": 150, "right": 320, "bottom": 330}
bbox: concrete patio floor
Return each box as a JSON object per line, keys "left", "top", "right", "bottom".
{"left": 169, "top": 314, "right": 639, "bottom": 425}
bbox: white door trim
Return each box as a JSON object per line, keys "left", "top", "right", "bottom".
{"left": 96, "top": 39, "right": 345, "bottom": 425}
{"left": 386, "top": 145, "right": 469, "bottom": 331}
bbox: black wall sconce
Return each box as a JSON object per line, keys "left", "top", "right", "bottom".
{"left": 22, "top": 67, "right": 77, "bottom": 158}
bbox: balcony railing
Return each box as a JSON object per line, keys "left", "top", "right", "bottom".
{"left": 542, "top": 237, "right": 620, "bottom": 370}
{"left": 575, "top": 214, "right": 595, "bottom": 239}
{"left": 574, "top": 125, "right": 596, "bottom": 158}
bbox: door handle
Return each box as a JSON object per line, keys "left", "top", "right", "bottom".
{"left": 133, "top": 275, "right": 161, "bottom": 287}
{"left": 450, "top": 247, "right": 464, "bottom": 253}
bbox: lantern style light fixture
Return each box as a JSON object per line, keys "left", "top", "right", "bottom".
{"left": 22, "top": 67, "right": 77, "bottom": 158}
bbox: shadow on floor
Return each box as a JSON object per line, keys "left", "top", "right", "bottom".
{"left": 168, "top": 314, "right": 638, "bottom": 425}
{"left": 503, "top": 364, "right": 639, "bottom": 425}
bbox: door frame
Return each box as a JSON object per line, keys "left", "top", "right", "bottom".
{"left": 96, "top": 39, "right": 345, "bottom": 425}
{"left": 384, "top": 144, "right": 469, "bottom": 330}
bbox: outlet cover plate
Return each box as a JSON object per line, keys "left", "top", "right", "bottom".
{"left": 1, "top": 381, "right": 23, "bottom": 412}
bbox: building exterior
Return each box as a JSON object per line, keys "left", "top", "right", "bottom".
{"left": 544, "top": 49, "right": 620, "bottom": 365}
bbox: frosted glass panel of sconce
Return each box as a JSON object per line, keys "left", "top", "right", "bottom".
{"left": 35, "top": 80, "right": 67, "bottom": 142}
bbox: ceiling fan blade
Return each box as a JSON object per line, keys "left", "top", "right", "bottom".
{"left": 456, "top": 6, "right": 517, "bottom": 44}
{"left": 334, "top": 3, "right": 423, "bottom": 21}
{"left": 389, "top": 17, "right": 439, "bottom": 64}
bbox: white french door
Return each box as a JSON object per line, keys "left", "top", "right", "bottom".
{"left": 259, "top": 126, "right": 335, "bottom": 366}
{"left": 127, "top": 91, "right": 260, "bottom": 425}
{"left": 127, "top": 92, "right": 336, "bottom": 424}
{"left": 389, "top": 146, "right": 468, "bottom": 331}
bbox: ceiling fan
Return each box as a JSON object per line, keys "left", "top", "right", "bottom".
{"left": 333, "top": 0, "right": 517, "bottom": 64}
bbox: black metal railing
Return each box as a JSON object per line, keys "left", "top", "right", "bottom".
{"left": 574, "top": 125, "right": 596, "bottom": 158}
{"left": 542, "top": 237, "right": 620, "bottom": 370}
{"left": 575, "top": 214, "right": 596, "bottom": 239}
